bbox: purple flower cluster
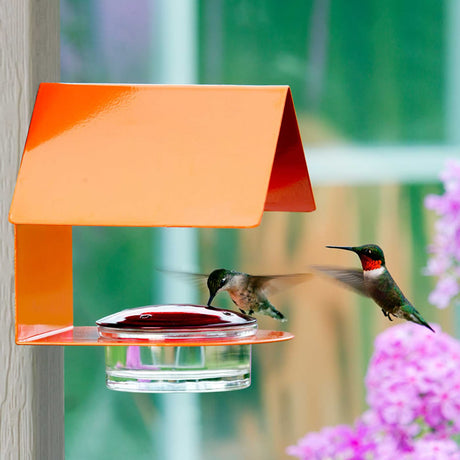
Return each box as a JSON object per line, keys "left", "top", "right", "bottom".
{"left": 287, "top": 323, "right": 460, "bottom": 459}
{"left": 367, "top": 324, "right": 460, "bottom": 438}
{"left": 286, "top": 414, "right": 400, "bottom": 460}
{"left": 407, "top": 439, "right": 460, "bottom": 460}
{"left": 425, "top": 159, "right": 460, "bottom": 309}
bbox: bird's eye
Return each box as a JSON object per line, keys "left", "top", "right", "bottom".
{"left": 220, "top": 277, "right": 227, "bottom": 287}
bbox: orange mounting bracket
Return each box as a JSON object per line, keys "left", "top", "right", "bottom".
{"left": 9, "top": 83, "right": 315, "bottom": 346}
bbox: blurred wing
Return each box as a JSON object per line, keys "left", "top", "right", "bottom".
{"left": 251, "top": 273, "right": 311, "bottom": 296}
{"left": 156, "top": 268, "right": 209, "bottom": 290}
{"left": 310, "top": 265, "right": 368, "bottom": 297}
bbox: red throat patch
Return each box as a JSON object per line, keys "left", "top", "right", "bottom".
{"left": 360, "top": 256, "right": 382, "bottom": 271}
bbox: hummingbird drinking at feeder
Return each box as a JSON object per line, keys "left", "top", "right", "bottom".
{"left": 206, "top": 269, "right": 310, "bottom": 321}
{"left": 160, "top": 268, "right": 310, "bottom": 321}
{"left": 313, "top": 244, "right": 434, "bottom": 332}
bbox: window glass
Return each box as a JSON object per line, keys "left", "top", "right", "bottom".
{"left": 62, "top": 2, "right": 449, "bottom": 459}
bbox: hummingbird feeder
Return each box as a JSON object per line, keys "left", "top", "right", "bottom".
{"left": 9, "top": 83, "right": 316, "bottom": 392}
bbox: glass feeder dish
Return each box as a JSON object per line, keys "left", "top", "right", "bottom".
{"left": 96, "top": 304, "right": 258, "bottom": 393}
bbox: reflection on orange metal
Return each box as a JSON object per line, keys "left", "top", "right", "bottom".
{"left": 18, "top": 327, "right": 294, "bottom": 347}
{"left": 9, "top": 83, "right": 315, "bottom": 227}
{"left": 9, "top": 83, "right": 315, "bottom": 346}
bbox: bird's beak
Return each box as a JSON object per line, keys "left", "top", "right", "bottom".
{"left": 207, "top": 293, "right": 215, "bottom": 307}
{"left": 326, "top": 245, "right": 356, "bottom": 252}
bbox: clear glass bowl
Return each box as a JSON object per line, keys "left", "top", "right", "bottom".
{"left": 97, "top": 304, "right": 257, "bottom": 393}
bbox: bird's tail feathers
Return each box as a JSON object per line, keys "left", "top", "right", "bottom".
{"left": 260, "top": 302, "right": 287, "bottom": 322}
{"left": 404, "top": 305, "right": 435, "bottom": 333}
{"left": 271, "top": 309, "right": 287, "bottom": 322}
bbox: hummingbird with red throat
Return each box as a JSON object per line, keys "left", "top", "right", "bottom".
{"left": 313, "top": 244, "right": 434, "bottom": 332}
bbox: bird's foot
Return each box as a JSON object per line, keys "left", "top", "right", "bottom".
{"left": 382, "top": 309, "right": 393, "bottom": 321}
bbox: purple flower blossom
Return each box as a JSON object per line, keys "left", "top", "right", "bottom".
{"left": 366, "top": 323, "right": 460, "bottom": 438}
{"left": 286, "top": 424, "right": 353, "bottom": 459}
{"left": 405, "top": 439, "right": 460, "bottom": 459}
{"left": 429, "top": 276, "right": 460, "bottom": 309}
{"left": 425, "top": 159, "right": 460, "bottom": 309}
{"left": 286, "top": 416, "right": 398, "bottom": 460}
{"left": 288, "top": 324, "right": 460, "bottom": 458}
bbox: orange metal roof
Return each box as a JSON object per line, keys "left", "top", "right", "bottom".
{"left": 9, "top": 83, "right": 315, "bottom": 227}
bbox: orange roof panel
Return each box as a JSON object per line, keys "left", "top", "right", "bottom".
{"left": 9, "top": 83, "right": 315, "bottom": 227}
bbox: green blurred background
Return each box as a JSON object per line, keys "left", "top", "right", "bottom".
{"left": 61, "top": 1, "right": 455, "bottom": 458}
